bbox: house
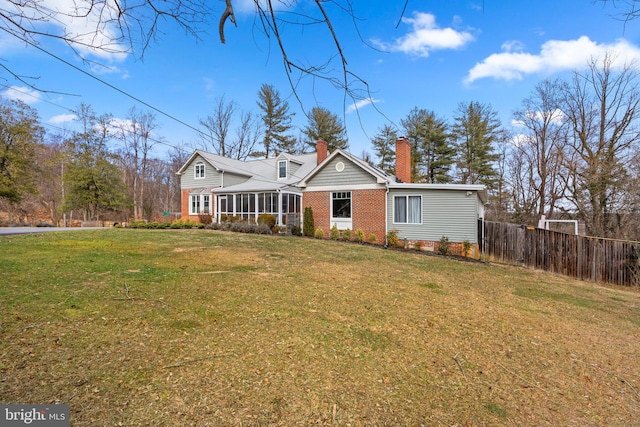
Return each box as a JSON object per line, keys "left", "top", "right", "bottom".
{"left": 298, "top": 138, "right": 487, "bottom": 256}
{"left": 176, "top": 150, "right": 318, "bottom": 226}
{"left": 178, "top": 138, "right": 487, "bottom": 256}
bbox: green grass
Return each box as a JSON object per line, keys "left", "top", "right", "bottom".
{"left": 1, "top": 229, "right": 639, "bottom": 426}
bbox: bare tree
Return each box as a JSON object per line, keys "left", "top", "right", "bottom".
{"left": 34, "top": 135, "right": 67, "bottom": 226}
{"left": 198, "top": 96, "right": 236, "bottom": 157}
{"left": 232, "top": 111, "right": 261, "bottom": 161}
{"left": 0, "top": 1, "right": 209, "bottom": 89}
{"left": 1, "top": 1, "right": 376, "bottom": 110}
{"left": 560, "top": 53, "right": 640, "bottom": 238}
{"left": 510, "top": 79, "right": 568, "bottom": 223}
{"left": 598, "top": 0, "right": 640, "bottom": 24}
{"left": 142, "top": 158, "right": 174, "bottom": 221}
{"left": 116, "top": 107, "right": 158, "bottom": 220}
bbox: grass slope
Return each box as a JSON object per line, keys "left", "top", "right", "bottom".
{"left": 1, "top": 229, "right": 639, "bottom": 426}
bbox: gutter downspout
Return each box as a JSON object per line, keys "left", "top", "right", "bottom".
{"left": 384, "top": 183, "right": 389, "bottom": 248}
{"left": 218, "top": 171, "right": 224, "bottom": 223}
{"left": 277, "top": 188, "right": 282, "bottom": 226}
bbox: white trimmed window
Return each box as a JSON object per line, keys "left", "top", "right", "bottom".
{"left": 332, "top": 192, "right": 351, "bottom": 218}
{"left": 190, "top": 194, "right": 210, "bottom": 214}
{"left": 194, "top": 162, "right": 205, "bottom": 179}
{"left": 394, "top": 195, "right": 422, "bottom": 224}
{"left": 278, "top": 160, "right": 287, "bottom": 179}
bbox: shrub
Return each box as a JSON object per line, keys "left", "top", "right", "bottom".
{"left": 355, "top": 228, "right": 365, "bottom": 243}
{"left": 368, "top": 233, "right": 377, "bottom": 244}
{"left": 342, "top": 228, "right": 352, "bottom": 241}
{"left": 291, "top": 225, "right": 301, "bottom": 236}
{"left": 198, "top": 213, "right": 213, "bottom": 225}
{"left": 314, "top": 227, "right": 324, "bottom": 239}
{"left": 254, "top": 224, "right": 272, "bottom": 234}
{"left": 462, "top": 240, "right": 472, "bottom": 257}
{"left": 414, "top": 240, "right": 422, "bottom": 251}
{"left": 209, "top": 220, "right": 271, "bottom": 234}
{"left": 257, "top": 214, "right": 276, "bottom": 228}
{"left": 220, "top": 214, "right": 229, "bottom": 223}
{"left": 231, "top": 222, "right": 252, "bottom": 233}
{"left": 386, "top": 230, "right": 400, "bottom": 248}
{"left": 330, "top": 224, "right": 340, "bottom": 240}
{"left": 303, "top": 207, "right": 315, "bottom": 237}
{"left": 169, "top": 218, "right": 198, "bottom": 229}
{"left": 436, "top": 235, "right": 451, "bottom": 255}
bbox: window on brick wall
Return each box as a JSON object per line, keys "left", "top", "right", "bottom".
{"left": 190, "top": 194, "right": 210, "bottom": 214}
{"left": 393, "top": 195, "right": 421, "bottom": 224}
{"left": 332, "top": 192, "right": 351, "bottom": 218}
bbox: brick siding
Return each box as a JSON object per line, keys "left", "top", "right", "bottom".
{"left": 303, "top": 188, "right": 387, "bottom": 244}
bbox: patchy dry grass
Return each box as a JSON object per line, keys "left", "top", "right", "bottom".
{"left": 1, "top": 229, "right": 639, "bottom": 426}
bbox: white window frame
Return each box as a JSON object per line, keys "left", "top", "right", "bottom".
{"left": 331, "top": 191, "right": 352, "bottom": 219}
{"left": 277, "top": 160, "right": 287, "bottom": 179}
{"left": 194, "top": 162, "right": 205, "bottom": 179}
{"left": 189, "top": 194, "right": 211, "bottom": 215}
{"left": 393, "top": 195, "right": 422, "bottom": 225}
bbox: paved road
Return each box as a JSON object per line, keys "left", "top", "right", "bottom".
{"left": 0, "top": 227, "right": 104, "bottom": 235}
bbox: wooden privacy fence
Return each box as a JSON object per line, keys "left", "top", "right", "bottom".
{"left": 482, "top": 221, "right": 640, "bottom": 287}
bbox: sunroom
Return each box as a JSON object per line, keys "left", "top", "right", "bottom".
{"left": 213, "top": 189, "right": 301, "bottom": 227}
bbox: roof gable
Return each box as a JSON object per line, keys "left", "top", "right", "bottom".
{"left": 177, "top": 149, "right": 317, "bottom": 191}
{"left": 298, "top": 149, "right": 395, "bottom": 187}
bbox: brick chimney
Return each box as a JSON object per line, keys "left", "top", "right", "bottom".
{"left": 395, "top": 137, "right": 411, "bottom": 183}
{"left": 316, "top": 139, "right": 328, "bottom": 164}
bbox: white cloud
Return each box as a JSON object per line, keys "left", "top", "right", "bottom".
{"left": 3, "top": 0, "right": 129, "bottom": 62}
{"left": 347, "top": 98, "right": 380, "bottom": 114}
{"left": 466, "top": 36, "right": 640, "bottom": 83}
{"left": 501, "top": 40, "right": 525, "bottom": 53}
{"left": 373, "top": 12, "right": 474, "bottom": 57}
{"left": 109, "top": 117, "right": 135, "bottom": 134}
{"left": 1, "top": 86, "right": 41, "bottom": 104}
{"left": 512, "top": 109, "right": 565, "bottom": 130}
{"left": 49, "top": 114, "right": 77, "bottom": 124}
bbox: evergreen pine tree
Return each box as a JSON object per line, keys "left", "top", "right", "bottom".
{"left": 256, "top": 84, "right": 296, "bottom": 157}
{"left": 302, "top": 107, "right": 348, "bottom": 152}
{"left": 370, "top": 124, "right": 397, "bottom": 175}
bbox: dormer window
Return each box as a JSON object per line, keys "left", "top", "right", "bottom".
{"left": 195, "top": 162, "right": 205, "bottom": 179}
{"left": 278, "top": 160, "right": 287, "bottom": 179}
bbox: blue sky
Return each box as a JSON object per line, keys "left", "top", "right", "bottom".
{"left": 2, "top": 0, "right": 640, "bottom": 159}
